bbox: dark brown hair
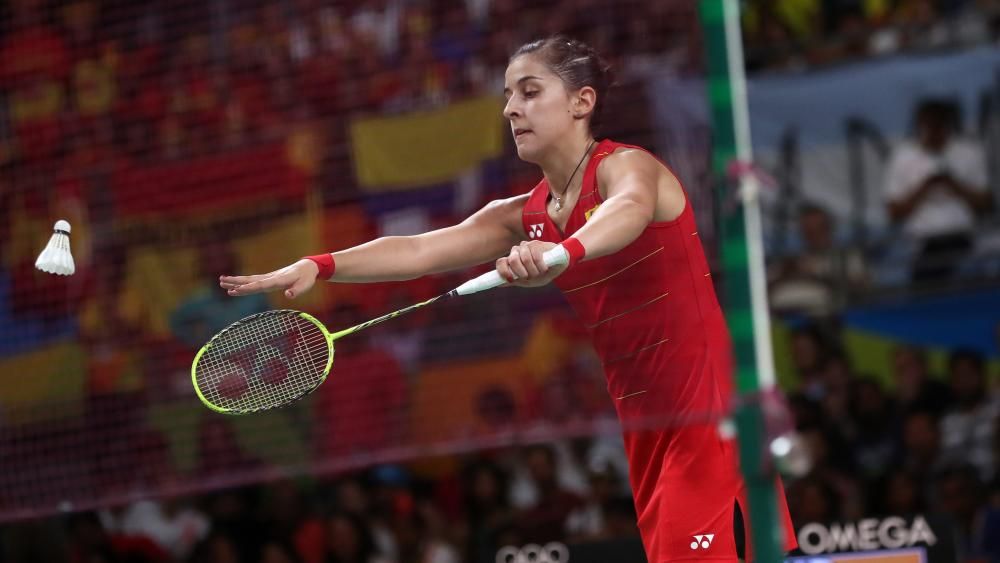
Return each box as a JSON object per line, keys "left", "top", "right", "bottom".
{"left": 511, "top": 35, "right": 615, "bottom": 132}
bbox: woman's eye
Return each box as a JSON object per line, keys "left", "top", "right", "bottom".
{"left": 524, "top": 91, "right": 538, "bottom": 98}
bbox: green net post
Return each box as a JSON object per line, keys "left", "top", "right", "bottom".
{"left": 698, "top": 1, "right": 784, "bottom": 561}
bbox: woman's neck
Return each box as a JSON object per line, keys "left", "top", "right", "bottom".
{"left": 540, "top": 135, "right": 597, "bottom": 195}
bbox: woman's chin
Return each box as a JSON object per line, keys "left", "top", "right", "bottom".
{"left": 514, "top": 142, "right": 542, "bottom": 164}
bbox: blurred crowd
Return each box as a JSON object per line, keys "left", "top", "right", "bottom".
{"left": 2, "top": 436, "right": 642, "bottom": 563}
{"left": 4, "top": 0, "right": 998, "bottom": 183}
{"left": 767, "top": 97, "right": 998, "bottom": 317}
{"left": 0, "top": 0, "right": 695, "bottom": 180}
{"left": 782, "top": 326, "right": 1000, "bottom": 561}
{"left": 743, "top": 0, "right": 1000, "bottom": 71}
{"left": 3, "top": 327, "right": 999, "bottom": 562}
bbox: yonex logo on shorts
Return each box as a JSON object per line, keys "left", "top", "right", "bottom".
{"left": 690, "top": 534, "right": 715, "bottom": 550}
{"left": 528, "top": 224, "right": 544, "bottom": 238}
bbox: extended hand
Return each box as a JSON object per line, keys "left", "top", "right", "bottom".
{"left": 219, "top": 259, "right": 320, "bottom": 299}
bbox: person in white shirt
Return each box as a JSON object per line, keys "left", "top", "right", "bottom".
{"left": 884, "top": 100, "right": 993, "bottom": 282}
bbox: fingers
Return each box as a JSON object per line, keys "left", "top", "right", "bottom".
{"left": 219, "top": 274, "right": 266, "bottom": 289}
{"left": 224, "top": 273, "right": 285, "bottom": 296}
{"left": 508, "top": 243, "right": 542, "bottom": 280}
{"left": 495, "top": 257, "right": 516, "bottom": 283}
{"left": 284, "top": 274, "right": 315, "bottom": 300}
{"left": 219, "top": 279, "right": 253, "bottom": 290}
{"left": 525, "top": 242, "right": 548, "bottom": 275}
{"left": 496, "top": 242, "right": 554, "bottom": 285}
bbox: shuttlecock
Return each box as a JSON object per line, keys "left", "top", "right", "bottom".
{"left": 35, "top": 220, "right": 75, "bottom": 276}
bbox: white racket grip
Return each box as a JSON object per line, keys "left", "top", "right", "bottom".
{"left": 453, "top": 246, "right": 570, "bottom": 296}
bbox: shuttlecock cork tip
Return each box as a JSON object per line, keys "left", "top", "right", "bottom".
{"left": 54, "top": 220, "right": 71, "bottom": 233}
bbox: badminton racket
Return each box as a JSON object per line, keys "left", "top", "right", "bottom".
{"left": 192, "top": 246, "right": 568, "bottom": 414}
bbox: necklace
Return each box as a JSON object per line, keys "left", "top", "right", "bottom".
{"left": 551, "top": 139, "right": 596, "bottom": 212}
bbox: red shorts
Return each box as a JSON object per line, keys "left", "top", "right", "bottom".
{"left": 623, "top": 423, "right": 797, "bottom": 562}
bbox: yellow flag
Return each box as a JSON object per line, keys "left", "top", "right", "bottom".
{"left": 350, "top": 96, "right": 504, "bottom": 190}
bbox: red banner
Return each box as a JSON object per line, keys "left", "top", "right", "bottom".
{"left": 112, "top": 143, "right": 308, "bottom": 217}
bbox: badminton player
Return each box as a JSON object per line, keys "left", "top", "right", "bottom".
{"left": 221, "top": 36, "right": 797, "bottom": 561}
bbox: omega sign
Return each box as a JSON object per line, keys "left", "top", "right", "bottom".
{"left": 797, "top": 515, "right": 937, "bottom": 555}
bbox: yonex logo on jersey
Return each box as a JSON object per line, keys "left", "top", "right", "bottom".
{"left": 690, "top": 534, "right": 715, "bottom": 550}
{"left": 528, "top": 224, "right": 544, "bottom": 238}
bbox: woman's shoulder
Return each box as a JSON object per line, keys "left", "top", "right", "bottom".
{"left": 595, "top": 141, "right": 665, "bottom": 180}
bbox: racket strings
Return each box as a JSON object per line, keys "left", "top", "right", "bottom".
{"left": 195, "top": 311, "right": 330, "bottom": 413}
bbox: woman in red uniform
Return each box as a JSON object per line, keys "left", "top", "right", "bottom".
{"left": 221, "top": 36, "right": 796, "bottom": 561}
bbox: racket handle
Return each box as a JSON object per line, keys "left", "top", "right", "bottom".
{"left": 543, "top": 245, "right": 571, "bottom": 267}
{"left": 453, "top": 246, "right": 570, "bottom": 296}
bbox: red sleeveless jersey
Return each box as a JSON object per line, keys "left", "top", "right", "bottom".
{"left": 521, "top": 140, "right": 797, "bottom": 561}
{"left": 521, "top": 139, "right": 734, "bottom": 427}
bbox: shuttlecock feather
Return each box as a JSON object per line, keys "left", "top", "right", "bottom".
{"left": 35, "top": 220, "right": 75, "bottom": 276}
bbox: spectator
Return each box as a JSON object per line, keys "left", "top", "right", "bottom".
{"left": 601, "top": 496, "right": 641, "bottom": 539}
{"left": 851, "top": 379, "right": 898, "bottom": 479}
{"left": 188, "top": 532, "right": 243, "bottom": 563}
{"left": 200, "top": 489, "right": 263, "bottom": 562}
{"left": 512, "top": 445, "right": 583, "bottom": 544}
{"left": 196, "top": 417, "right": 263, "bottom": 481}
{"left": 787, "top": 475, "right": 840, "bottom": 524}
{"left": 349, "top": 0, "right": 404, "bottom": 58}
{"left": 895, "top": 410, "right": 944, "bottom": 498}
{"left": 460, "top": 459, "right": 514, "bottom": 563}
{"left": 877, "top": 469, "right": 927, "bottom": 516}
{"left": 306, "top": 476, "right": 390, "bottom": 563}
{"left": 0, "top": 0, "right": 70, "bottom": 165}
{"left": 168, "top": 240, "right": 269, "bottom": 349}
{"left": 891, "top": 344, "right": 951, "bottom": 417}
{"left": 70, "top": 510, "right": 174, "bottom": 562}
{"left": 112, "top": 497, "right": 210, "bottom": 561}
{"left": 933, "top": 465, "right": 997, "bottom": 561}
{"left": 939, "top": 349, "right": 1000, "bottom": 482}
{"left": 884, "top": 99, "right": 993, "bottom": 282}
{"left": 390, "top": 500, "right": 460, "bottom": 563}
{"left": 769, "top": 203, "right": 868, "bottom": 317}
{"left": 799, "top": 426, "right": 864, "bottom": 519}
{"left": 260, "top": 539, "right": 304, "bottom": 563}
{"left": 565, "top": 465, "right": 622, "bottom": 541}
{"left": 324, "top": 512, "right": 388, "bottom": 563}
{"left": 818, "top": 351, "right": 856, "bottom": 436}
{"left": 788, "top": 324, "right": 834, "bottom": 399}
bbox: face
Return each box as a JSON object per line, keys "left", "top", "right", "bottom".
{"left": 503, "top": 54, "right": 579, "bottom": 163}
{"left": 791, "top": 332, "right": 822, "bottom": 373}
{"left": 260, "top": 544, "right": 294, "bottom": 563}
{"left": 328, "top": 516, "right": 361, "bottom": 557}
{"left": 336, "top": 479, "right": 368, "bottom": 514}
{"left": 950, "top": 358, "right": 984, "bottom": 405}
{"left": 209, "top": 536, "right": 240, "bottom": 563}
{"left": 886, "top": 473, "right": 919, "bottom": 513}
{"left": 526, "top": 447, "right": 556, "bottom": 484}
{"left": 893, "top": 348, "right": 926, "bottom": 390}
{"left": 903, "top": 413, "right": 938, "bottom": 455}
{"left": 917, "top": 115, "right": 949, "bottom": 152}
{"left": 472, "top": 469, "right": 499, "bottom": 502}
{"left": 799, "top": 210, "right": 832, "bottom": 251}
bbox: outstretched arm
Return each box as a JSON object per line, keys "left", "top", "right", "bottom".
{"left": 221, "top": 195, "right": 527, "bottom": 299}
